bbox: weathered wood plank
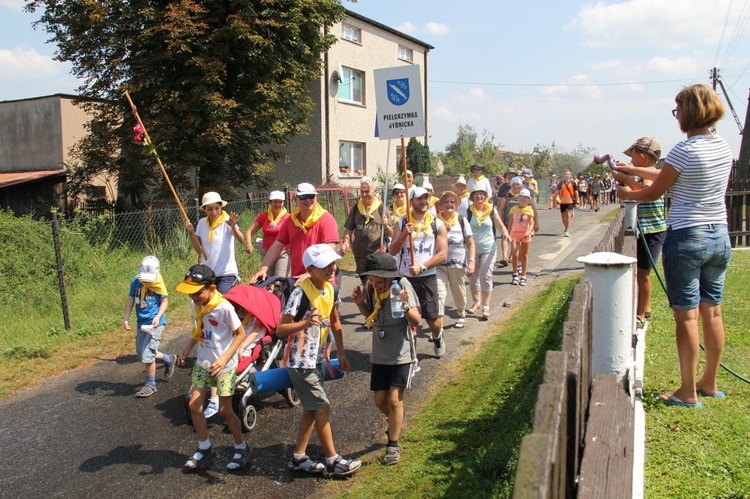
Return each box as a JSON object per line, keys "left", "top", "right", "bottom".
{"left": 578, "top": 373, "right": 634, "bottom": 499}
{"left": 513, "top": 434, "right": 555, "bottom": 499}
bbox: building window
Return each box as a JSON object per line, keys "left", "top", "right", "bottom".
{"left": 398, "top": 46, "right": 413, "bottom": 62}
{"left": 338, "top": 67, "right": 363, "bottom": 104}
{"left": 342, "top": 24, "right": 360, "bottom": 43}
{"left": 339, "top": 141, "right": 365, "bottom": 177}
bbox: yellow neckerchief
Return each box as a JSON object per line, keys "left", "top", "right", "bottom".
{"left": 438, "top": 212, "right": 459, "bottom": 227}
{"left": 190, "top": 290, "right": 226, "bottom": 340}
{"left": 510, "top": 205, "right": 535, "bottom": 217}
{"left": 206, "top": 211, "right": 229, "bottom": 242}
{"left": 473, "top": 174, "right": 487, "bottom": 183}
{"left": 391, "top": 202, "right": 406, "bottom": 223}
{"left": 469, "top": 202, "right": 493, "bottom": 226}
{"left": 283, "top": 278, "right": 334, "bottom": 366}
{"left": 428, "top": 196, "right": 439, "bottom": 208}
{"left": 291, "top": 203, "right": 326, "bottom": 234}
{"left": 267, "top": 207, "right": 287, "bottom": 228}
{"left": 357, "top": 197, "right": 382, "bottom": 224}
{"left": 365, "top": 288, "right": 392, "bottom": 329}
{"left": 139, "top": 274, "right": 168, "bottom": 307}
{"left": 459, "top": 192, "right": 470, "bottom": 200}
{"left": 412, "top": 211, "right": 435, "bottom": 237}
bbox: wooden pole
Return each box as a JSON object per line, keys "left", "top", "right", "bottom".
{"left": 400, "top": 136, "right": 415, "bottom": 263}
{"left": 124, "top": 91, "right": 190, "bottom": 226}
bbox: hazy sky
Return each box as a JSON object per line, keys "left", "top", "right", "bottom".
{"left": 2, "top": 0, "right": 749, "bottom": 161}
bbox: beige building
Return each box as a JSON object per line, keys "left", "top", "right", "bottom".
{"left": 0, "top": 94, "right": 113, "bottom": 214}
{"left": 273, "top": 9, "right": 433, "bottom": 188}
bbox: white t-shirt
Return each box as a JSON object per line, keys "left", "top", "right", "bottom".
{"left": 195, "top": 217, "right": 239, "bottom": 277}
{"left": 467, "top": 176, "right": 493, "bottom": 198}
{"left": 664, "top": 134, "right": 733, "bottom": 230}
{"left": 195, "top": 300, "right": 243, "bottom": 374}
{"left": 439, "top": 216, "right": 473, "bottom": 269}
{"left": 398, "top": 216, "right": 445, "bottom": 278}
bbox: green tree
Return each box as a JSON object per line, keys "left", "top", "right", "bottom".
{"left": 406, "top": 137, "right": 432, "bottom": 175}
{"left": 442, "top": 124, "right": 478, "bottom": 175}
{"left": 27, "top": 0, "right": 347, "bottom": 202}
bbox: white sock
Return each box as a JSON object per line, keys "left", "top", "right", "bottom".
{"left": 293, "top": 452, "right": 307, "bottom": 461}
{"left": 198, "top": 439, "right": 211, "bottom": 451}
{"left": 325, "top": 454, "right": 339, "bottom": 465}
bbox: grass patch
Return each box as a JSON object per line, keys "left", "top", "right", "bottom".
{"left": 644, "top": 250, "right": 750, "bottom": 497}
{"left": 336, "top": 276, "right": 579, "bottom": 498}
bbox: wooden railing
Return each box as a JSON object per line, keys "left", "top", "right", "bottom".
{"left": 513, "top": 208, "right": 637, "bottom": 498}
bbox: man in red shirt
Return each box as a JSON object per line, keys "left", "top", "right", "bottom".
{"left": 252, "top": 183, "right": 340, "bottom": 281}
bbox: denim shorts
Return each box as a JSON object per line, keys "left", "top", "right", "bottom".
{"left": 135, "top": 325, "right": 163, "bottom": 363}
{"left": 662, "top": 224, "right": 731, "bottom": 310}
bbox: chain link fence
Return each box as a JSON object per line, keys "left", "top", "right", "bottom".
{"left": 1, "top": 188, "right": 353, "bottom": 359}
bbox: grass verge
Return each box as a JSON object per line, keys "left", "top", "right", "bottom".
{"left": 644, "top": 249, "right": 750, "bottom": 497}
{"left": 334, "top": 276, "right": 579, "bottom": 498}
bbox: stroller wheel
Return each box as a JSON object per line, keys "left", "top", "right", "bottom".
{"left": 284, "top": 387, "right": 301, "bottom": 407}
{"left": 241, "top": 404, "right": 258, "bottom": 431}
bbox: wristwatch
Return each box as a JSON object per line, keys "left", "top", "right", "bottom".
{"left": 419, "top": 264, "right": 427, "bottom": 274}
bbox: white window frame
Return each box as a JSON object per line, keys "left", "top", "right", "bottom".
{"left": 398, "top": 46, "right": 413, "bottom": 62}
{"left": 342, "top": 24, "right": 361, "bottom": 43}
{"left": 338, "top": 67, "right": 364, "bottom": 104}
{"left": 339, "top": 141, "right": 365, "bottom": 177}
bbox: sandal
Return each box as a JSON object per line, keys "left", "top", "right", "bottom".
{"left": 383, "top": 445, "right": 401, "bottom": 465}
{"left": 519, "top": 276, "right": 527, "bottom": 286}
{"left": 226, "top": 443, "right": 252, "bottom": 470}
{"left": 468, "top": 304, "right": 481, "bottom": 315}
{"left": 323, "top": 454, "right": 362, "bottom": 478}
{"left": 511, "top": 274, "right": 519, "bottom": 286}
{"left": 135, "top": 384, "right": 157, "bottom": 398}
{"left": 482, "top": 307, "right": 490, "bottom": 319}
{"left": 184, "top": 445, "right": 214, "bottom": 470}
{"left": 288, "top": 455, "right": 325, "bottom": 473}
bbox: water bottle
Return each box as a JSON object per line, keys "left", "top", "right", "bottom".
{"left": 390, "top": 279, "right": 404, "bottom": 318}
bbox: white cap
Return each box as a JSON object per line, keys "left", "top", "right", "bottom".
{"left": 302, "top": 244, "right": 342, "bottom": 269}
{"left": 269, "top": 190, "right": 285, "bottom": 201}
{"left": 519, "top": 188, "right": 531, "bottom": 198}
{"left": 410, "top": 186, "right": 429, "bottom": 199}
{"left": 469, "top": 184, "right": 488, "bottom": 198}
{"left": 391, "top": 183, "right": 406, "bottom": 192}
{"left": 138, "top": 255, "right": 160, "bottom": 283}
{"left": 200, "top": 191, "right": 227, "bottom": 208}
{"left": 295, "top": 183, "right": 318, "bottom": 196}
{"left": 422, "top": 181, "right": 434, "bottom": 191}
{"left": 453, "top": 176, "right": 467, "bottom": 186}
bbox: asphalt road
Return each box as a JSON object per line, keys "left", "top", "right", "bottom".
{"left": 0, "top": 203, "right": 617, "bottom": 498}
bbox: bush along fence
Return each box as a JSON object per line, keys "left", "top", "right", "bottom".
{"left": 513, "top": 205, "right": 644, "bottom": 498}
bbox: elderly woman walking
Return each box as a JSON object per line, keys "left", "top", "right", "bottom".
{"left": 436, "top": 191, "right": 475, "bottom": 329}
{"left": 245, "top": 190, "right": 291, "bottom": 277}
{"left": 466, "top": 185, "right": 509, "bottom": 319}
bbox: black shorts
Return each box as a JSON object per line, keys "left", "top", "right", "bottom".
{"left": 371, "top": 363, "right": 412, "bottom": 391}
{"left": 637, "top": 230, "right": 666, "bottom": 270}
{"left": 560, "top": 203, "right": 575, "bottom": 213}
{"left": 407, "top": 274, "right": 439, "bottom": 320}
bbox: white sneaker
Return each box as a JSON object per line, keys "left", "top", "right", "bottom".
{"left": 455, "top": 314, "right": 465, "bottom": 329}
{"left": 433, "top": 332, "right": 445, "bottom": 358}
{"left": 564, "top": 231, "right": 570, "bottom": 237}
{"left": 204, "top": 400, "right": 219, "bottom": 419}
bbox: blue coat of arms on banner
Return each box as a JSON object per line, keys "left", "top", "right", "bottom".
{"left": 387, "top": 78, "right": 410, "bottom": 106}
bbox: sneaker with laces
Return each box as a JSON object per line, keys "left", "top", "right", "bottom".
{"left": 412, "top": 358, "right": 420, "bottom": 374}
{"left": 164, "top": 354, "right": 176, "bottom": 379}
{"left": 184, "top": 445, "right": 214, "bottom": 470}
{"left": 455, "top": 313, "right": 465, "bottom": 329}
{"left": 227, "top": 443, "right": 252, "bottom": 470}
{"left": 433, "top": 333, "right": 445, "bottom": 358}
{"left": 204, "top": 400, "right": 219, "bottom": 419}
{"left": 288, "top": 455, "right": 325, "bottom": 473}
{"left": 323, "top": 455, "right": 361, "bottom": 478}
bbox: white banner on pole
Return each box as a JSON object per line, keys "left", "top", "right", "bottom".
{"left": 374, "top": 65, "right": 425, "bottom": 140}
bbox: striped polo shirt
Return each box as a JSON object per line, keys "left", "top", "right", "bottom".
{"left": 664, "top": 134, "right": 733, "bottom": 230}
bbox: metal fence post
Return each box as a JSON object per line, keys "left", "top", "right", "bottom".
{"left": 51, "top": 210, "right": 71, "bottom": 330}
{"left": 576, "top": 252, "right": 637, "bottom": 380}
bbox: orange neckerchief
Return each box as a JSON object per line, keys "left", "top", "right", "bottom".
{"left": 438, "top": 212, "right": 458, "bottom": 228}
{"left": 190, "top": 291, "right": 226, "bottom": 340}
{"left": 267, "top": 207, "right": 287, "bottom": 228}
{"left": 290, "top": 203, "right": 326, "bottom": 234}
{"left": 206, "top": 211, "right": 229, "bottom": 242}
{"left": 357, "top": 197, "right": 382, "bottom": 224}
{"left": 469, "top": 202, "right": 492, "bottom": 226}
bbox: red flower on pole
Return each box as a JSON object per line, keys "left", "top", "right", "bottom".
{"left": 133, "top": 123, "right": 145, "bottom": 143}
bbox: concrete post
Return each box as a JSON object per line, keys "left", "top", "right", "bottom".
{"left": 577, "top": 252, "right": 637, "bottom": 380}
{"left": 622, "top": 200, "right": 638, "bottom": 230}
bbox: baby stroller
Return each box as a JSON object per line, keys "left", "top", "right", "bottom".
{"left": 184, "top": 281, "right": 300, "bottom": 432}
